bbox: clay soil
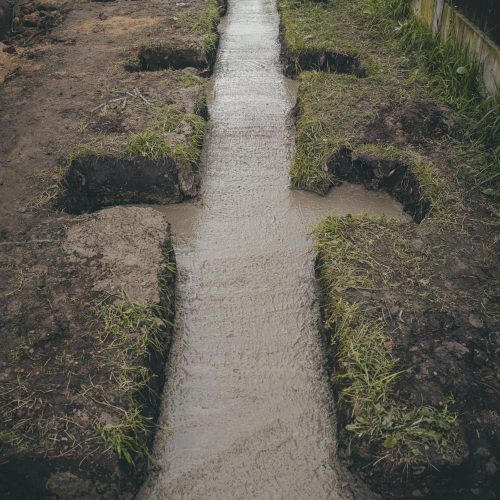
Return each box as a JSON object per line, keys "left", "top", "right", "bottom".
{"left": 0, "top": 0, "right": 222, "bottom": 497}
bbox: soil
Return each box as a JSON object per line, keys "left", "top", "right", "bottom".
{"left": 364, "top": 99, "right": 452, "bottom": 147}
{"left": 279, "top": 33, "right": 366, "bottom": 78}
{"left": 1, "top": 0, "right": 498, "bottom": 498}
{"left": 0, "top": 0, "right": 219, "bottom": 496}
{"left": 316, "top": 209, "right": 500, "bottom": 498}
{"left": 0, "top": 207, "right": 175, "bottom": 498}
{"left": 327, "top": 146, "right": 431, "bottom": 223}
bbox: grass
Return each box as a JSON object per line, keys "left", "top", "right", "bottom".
{"left": 280, "top": 0, "right": 360, "bottom": 59}
{"left": 357, "top": 0, "right": 500, "bottom": 193}
{"left": 355, "top": 142, "right": 460, "bottom": 220}
{"left": 97, "top": 406, "right": 156, "bottom": 467}
{"left": 81, "top": 293, "right": 173, "bottom": 467}
{"left": 126, "top": 0, "right": 222, "bottom": 70}
{"left": 186, "top": 0, "right": 221, "bottom": 54}
{"left": 91, "top": 297, "right": 169, "bottom": 466}
{"left": 32, "top": 98, "right": 208, "bottom": 211}
{"left": 173, "top": 0, "right": 221, "bottom": 55}
{"left": 90, "top": 242, "right": 176, "bottom": 467}
{"left": 283, "top": 0, "right": 499, "bottom": 198}
{"left": 126, "top": 104, "right": 207, "bottom": 166}
{"left": 315, "top": 215, "right": 461, "bottom": 469}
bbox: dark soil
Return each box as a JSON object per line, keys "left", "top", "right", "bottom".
{"left": 56, "top": 154, "right": 186, "bottom": 214}
{"left": 306, "top": 73, "right": 499, "bottom": 500}
{"left": 127, "top": 41, "right": 214, "bottom": 72}
{"left": 0, "top": 209, "right": 175, "bottom": 499}
{"left": 364, "top": 99, "right": 452, "bottom": 146}
{"left": 0, "top": 0, "right": 13, "bottom": 41}
{"left": 317, "top": 211, "right": 500, "bottom": 499}
{"left": 8, "top": 0, "right": 64, "bottom": 44}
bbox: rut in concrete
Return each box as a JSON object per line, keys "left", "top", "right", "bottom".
{"left": 140, "top": 0, "right": 406, "bottom": 498}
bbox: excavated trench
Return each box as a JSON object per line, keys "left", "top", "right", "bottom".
{"left": 55, "top": 155, "right": 187, "bottom": 214}
{"left": 138, "top": 0, "right": 408, "bottom": 498}
{"left": 282, "top": 48, "right": 366, "bottom": 77}
{"left": 126, "top": 43, "right": 215, "bottom": 72}
{"left": 327, "top": 146, "right": 431, "bottom": 223}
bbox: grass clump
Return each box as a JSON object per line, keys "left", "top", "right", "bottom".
{"left": 91, "top": 242, "right": 175, "bottom": 467}
{"left": 177, "top": 0, "right": 221, "bottom": 55}
{"left": 97, "top": 406, "right": 156, "bottom": 467}
{"left": 315, "top": 215, "right": 460, "bottom": 469}
{"left": 91, "top": 296, "right": 171, "bottom": 467}
{"left": 280, "top": 0, "right": 346, "bottom": 54}
{"left": 126, "top": 104, "right": 206, "bottom": 165}
{"left": 290, "top": 70, "right": 411, "bottom": 193}
{"left": 284, "top": 0, "right": 499, "bottom": 198}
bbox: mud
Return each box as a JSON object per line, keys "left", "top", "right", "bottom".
{"left": 139, "top": 1, "right": 406, "bottom": 498}
{"left": 56, "top": 154, "right": 190, "bottom": 214}
{"left": 327, "top": 146, "right": 431, "bottom": 222}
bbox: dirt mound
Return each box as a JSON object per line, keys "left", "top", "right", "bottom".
{"left": 10, "top": 0, "right": 63, "bottom": 42}
{"left": 365, "top": 99, "right": 452, "bottom": 146}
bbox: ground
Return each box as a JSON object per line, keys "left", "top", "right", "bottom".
{"left": 280, "top": 0, "right": 499, "bottom": 498}
{"left": 1, "top": 0, "right": 498, "bottom": 498}
{"left": 0, "top": 0, "right": 224, "bottom": 496}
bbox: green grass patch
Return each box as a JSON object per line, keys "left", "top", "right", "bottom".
{"left": 63, "top": 103, "right": 206, "bottom": 166}
{"left": 177, "top": 0, "right": 221, "bottom": 54}
{"left": 290, "top": 70, "right": 413, "bottom": 193}
{"left": 358, "top": 0, "right": 500, "bottom": 193}
{"left": 280, "top": 0, "right": 346, "bottom": 54}
{"left": 126, "top": 104, "right": 206, "bottom": 165}
{"left": 315, "top": 215, "right": 460, "bottom": 469}
{"left": 91, "top": 296, "right": 171, "bottom": 467}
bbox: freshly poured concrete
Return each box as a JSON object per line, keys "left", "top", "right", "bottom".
{"left": 140, "top": 0, "right": 406, "bottom": 498}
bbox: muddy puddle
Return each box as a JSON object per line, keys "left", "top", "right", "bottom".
{"left": 140, "top": 0, "right": 406, "bottom": 498}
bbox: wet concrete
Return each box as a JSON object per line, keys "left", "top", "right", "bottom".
{"left": 140, "top": 0, "right": 406, "bottom": 498}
